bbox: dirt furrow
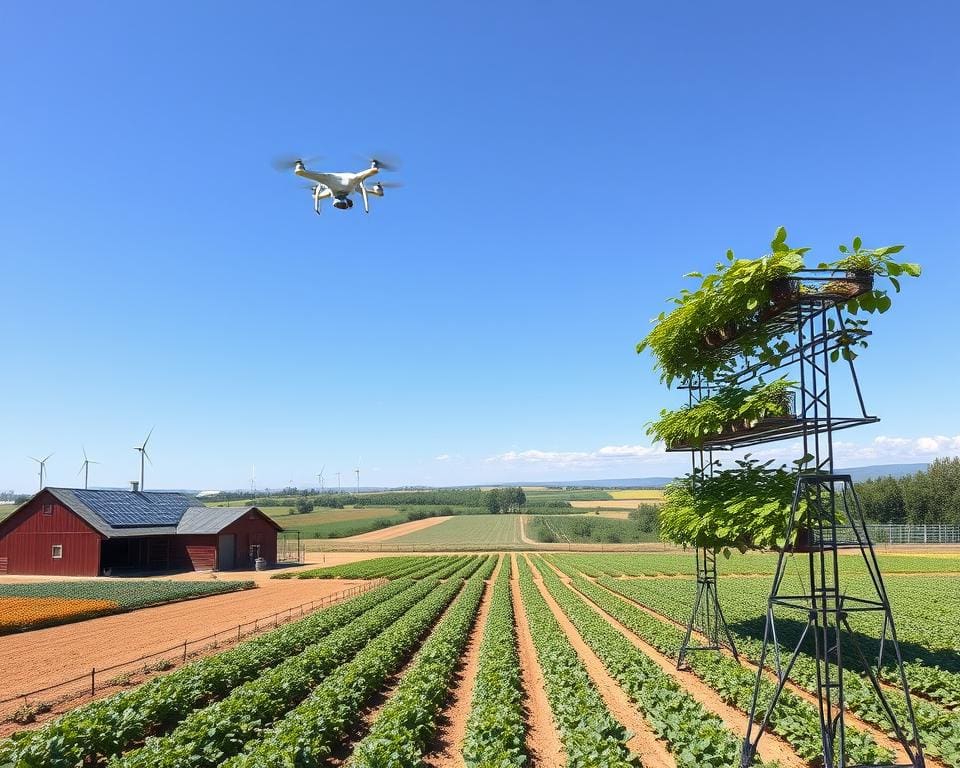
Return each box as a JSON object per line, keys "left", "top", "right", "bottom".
{"left": 587, "top": 576, "right": 921, "bottom": 767}
{"left": 509, "top": 554, "right": 565, "bottom": 767}
{"left": 523, "top": 555, "right": 675, "bottom": 768}
{"left": 423, "top": 555, "right": 502, "bottom": 768}
{"left": 538, "top": 559, "right": 806, "bottom": 768}
{"left": 328, "top": 576, "right": 474, "bottom": 766}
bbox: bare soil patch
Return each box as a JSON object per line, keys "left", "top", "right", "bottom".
{"left": 510, "top": 555, "right": 564, "bottom": 766}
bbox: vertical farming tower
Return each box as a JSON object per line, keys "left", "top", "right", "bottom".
{"left": 711, "top": 271, "right": 926, "bottom": 768}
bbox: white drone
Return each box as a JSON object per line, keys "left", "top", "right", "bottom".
{"left": 273, "top": 155, "right": 402, "bottom": 215}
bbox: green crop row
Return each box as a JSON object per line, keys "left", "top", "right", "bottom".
{"left": 515, "top": 556, "right": 639, "bottom": 767}
{"left": 345, "top": 572, "right": 488, "bottom": 766}
{"left": 109, "top": 578, "right": 440, "bottom": 768}
{"left": 530, "top": 556, "right": 749, "bottom": 768}
{"left": 223, "top": 573, "right": 474, "bottom": 767}
{"left": 603, "top": 576, "right": 960, "bottom": 767}
{"left": 462, "top": 560, "right": 527, "bottom": 768}
{"left": 287, "top": 555, "right": 458, "bottom": 580}
{"left": 0, "top": 579, "right": 409, "bottom": 768}
{"left": 565, "top": 572, "right": 890, "bottom": 765}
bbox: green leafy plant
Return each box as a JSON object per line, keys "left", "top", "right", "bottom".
{"left": 636, "top": 227, "right": 807, "bottom": 385}
{"left": 658, "top": 455, "right": 807, "bottom": 552}
{"left": 821, "top": 237, "right": 922, "bottom": 361}
{"left": 647, "top": 379, "right": 796, "bottom": 449}
{"left": 637, "top": 228, "right": 921, "bottom": 383}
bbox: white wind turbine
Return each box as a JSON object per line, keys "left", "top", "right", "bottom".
{"left": 78, "top": 447, "right": 100, "bottom": 490}
{"left": 133, "top": 428, "right": 153, "bottom": 490}
{"left": 355, "top": 458, "right": 361, "bottom": 494}
{"left": 29, "top": 453, "right": 54, "bottom": 490}
{"left": 317, "top": 465, "right": 325, "bottom": 493}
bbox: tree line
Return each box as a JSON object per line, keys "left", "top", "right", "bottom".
{"left": 856, "top": 458, "right": 960, "bottom": 524}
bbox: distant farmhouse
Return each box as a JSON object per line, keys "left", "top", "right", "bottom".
{"left": 0, "top": 487, "right": 282, "bottom": 576}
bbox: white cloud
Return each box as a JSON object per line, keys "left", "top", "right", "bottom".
{"left": 486, "top": 443, "right": 664, "bottom": 469}
{"left": 834, "top": 435, "right": 960, "bottom": 462}
{"left": 434, "top": 454, "right": 451, "bottom": 461}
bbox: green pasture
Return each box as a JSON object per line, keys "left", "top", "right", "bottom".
{"left": 386, "top": 515, "right": 524, "bottom": 547}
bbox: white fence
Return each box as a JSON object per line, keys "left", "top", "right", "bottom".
{"left": 867, "top": 524, "right": 960, "bottom": 545}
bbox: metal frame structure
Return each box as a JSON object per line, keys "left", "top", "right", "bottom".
{"left": 729, "top": 273, "right": 925, "bottom": 768}
{"left": 674, "top": 378, "right": 741, "bottom": 667}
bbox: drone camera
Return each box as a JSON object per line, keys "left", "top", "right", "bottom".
{"left": 334, "top": 196, "right": 354, "bottom": 210}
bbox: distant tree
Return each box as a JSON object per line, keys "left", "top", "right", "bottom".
{"left": 486, "top": 489, "right": 502, "bottom": 514}
{"left": 295, "top": 497, "right": 314, "bottom": 515}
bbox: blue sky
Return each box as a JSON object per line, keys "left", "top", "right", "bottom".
{"left": 1, "top": 2, "right": 957, "bottom": 492}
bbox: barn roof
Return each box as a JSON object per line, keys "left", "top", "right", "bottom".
{"left": 35, "top": 488, "right": 281, "bottom": 538}
{"left": 177, "top": 506, "right": 282, "bottom": 534}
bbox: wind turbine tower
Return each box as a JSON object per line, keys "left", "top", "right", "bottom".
{"left": 78, "top": 448, "right": 99, "bottom": 490}
{"left": 336, "top": 472, "right": 342, "bottom": 493}
{"left": 317, "top": 466, "right": 325, "bottom": 493}
{"left": 133, "top": 428, "right": 153, "bottom": 491}
{"left": 355, "top": 466, "right": 360, "bottom": 494}
{"left": 29, "top": 453, "right": 53, "bottom": 490}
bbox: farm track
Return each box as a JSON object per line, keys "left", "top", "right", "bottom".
{"left": 423, "top": 555, "right": 502, "bottom": 768}
{"left": 344, "top": 516, "right": 452, "bottom": 542}
{"left": 509, "top": 555, "right": 565, "bottom": 766}
{"left": 0, "top": 578, "right": 366, "bottom": 702}
{"left": 591, "top": 576, "right": 935, "bottom": 767}
{"left": 537, "top": 557, "right": 806, "bottom": 768}
{"left": 523, "top": 555, "right": 675, "bottom": 768}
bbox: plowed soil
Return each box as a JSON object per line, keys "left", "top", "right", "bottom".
{"left": 510, "top": 555, "right": 564, "bottom": 766}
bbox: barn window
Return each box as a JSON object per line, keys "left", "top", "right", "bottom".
{"left": 42, "top": 504, "right": 54, "bottom": 516}
{"left": 51, "top": 544, "right": 63, "bottom": 559}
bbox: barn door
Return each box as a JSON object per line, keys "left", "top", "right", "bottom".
{"left": 218, "top": 534, "right": 235, "bottom": 570}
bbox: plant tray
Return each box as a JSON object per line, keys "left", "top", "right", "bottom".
{"left": 693, "top": 271, "right": 875, "bottom": 362}
{"left": 665, "top": 414, "right": 879, "bottom": 451}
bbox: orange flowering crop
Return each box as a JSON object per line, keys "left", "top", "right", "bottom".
{"left": 0, "top": 596, "right": 119, "bottom": 633}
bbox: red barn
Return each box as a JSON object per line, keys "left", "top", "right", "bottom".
{"left": 0, "top": 488, "right": 282, "bottom": 576}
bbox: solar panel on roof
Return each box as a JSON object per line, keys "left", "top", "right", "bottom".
{"left": 72, "top": 489, "right": 191, "bottom": 527}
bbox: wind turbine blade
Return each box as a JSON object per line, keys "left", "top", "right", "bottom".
{"left": 44, "top": 452, "right": 54, "bottom": 462}
{"left": 28, "top": 456, "right": 40, "bottom": 463}
{"left": 78, "top": 463, "right": 85, "bottom": 476}
{"left": 83, "top": 446, "right": 88, "bottom": 461}
{"left": 144, "top": 450, "right": 153, "bottom": 465}
{"left": 142, "top": 426, "right": 154, "bottom": 450}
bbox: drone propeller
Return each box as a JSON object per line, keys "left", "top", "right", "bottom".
{"left": 375, "top": 181, "right": 404, "bottom": 189}
{"left": 272, "top": 154, "right": 323, "bottom": 172}
{"left": 365, "top": 152, "right": 401, "bottom": 172}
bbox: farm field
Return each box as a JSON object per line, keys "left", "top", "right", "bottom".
{"left": 3, "top": 551, "right": 958, "bottom": 768}
{"left": 385, "top": 514, "right": 525, "bottom": 547}
{"left": 0, "top": 504, "right": 14, "bottom": 523}
{"left": 0, "top": 576, "right": 368, "bottom": 710}
{"left": 0, "top": 579, "right": 254, "bottom": 634}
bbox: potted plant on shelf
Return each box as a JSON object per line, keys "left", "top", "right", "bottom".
{"left": 647, "top": 378, "right": 797, "bottom": 450}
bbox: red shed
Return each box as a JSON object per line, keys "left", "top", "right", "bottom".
{"left": 0, "top": 488, "right": 282, "bottom": 576}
